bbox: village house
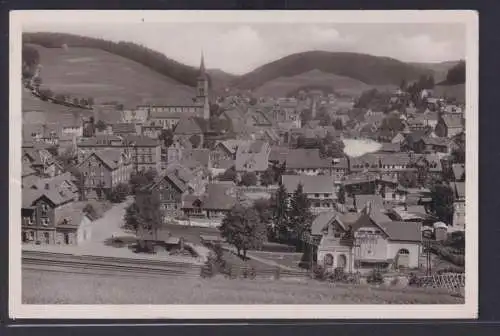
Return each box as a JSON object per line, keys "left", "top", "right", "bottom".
{"left": 22, "top": 146, "right": 63, "bottom": 178}
{"left": 281, "top": 175, "right": 337, "bottom": 213}
{"left": 122, "top": 108, "right": 149, "bottom": 124}
{"left": 271, "top": 97, "right": 302, "bottom": 128}
{"left": 146, "top": 162, "right": 208, "bottom": 222}
{"left": 77, "top": 135, "right": 162, "bottom": 173}
{"left": 182, "top": 182, "right": 239, "bottom": 226}
{"left": 76, "top": 149, "right": 133, "bottom": 199}
{"left": 21, "top": 185, "right": 84, "bottom": 245}
{"left": 315, "top": 202, "right": 422, "bottom": 273}
{"left": 150, "top": 110, "right": 196, "bottom": 130}
{"left": 235, "top": 140, "right": 271, "bottom": 180}
{"left": 173, "top": 116, "right": 208, "bottom": 149}
{"left": 24, "top": 172, "right": 81, "bottom": 202}
{"left": 140, "top": 120, "right": 163, "bottom": 139}
{"left": 413, "top": 136, "right": 451, "bottom": 154}
{"left": 285, "top": 148, "right": 335, "bottom": 176}
{"left": 450, "top": 181, "right": 465, "bottom": 229}
{"left": 435, "top": 114, "right": 465, "bottom": 138}
{"left": 210, "top": 140, "right": 247, "bottom": 170}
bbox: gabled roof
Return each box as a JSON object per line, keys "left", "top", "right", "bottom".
{"left": 311, "top": 211, "right": 338, "bottom": 236}
{"left": 269, "top": 146, "right": 290, "bottom": 163}
{"left": 182, "top": 149, "right": 210, "bottom": 167}
{"left": 450, "top": 181, "right": 465, "bottom": 199}
{"left": 122, "top": 135, "right": 161, "bottom": 147}
{"left": 441, "top": 115, "right": 464, "bottom": 129}
{"left": 452, "top": 163, "right": 465, "bottom": 181}
{"left": 173, "top": 116, "right": 205, "bottom": 135}
{"left": 281, "top": 175, "right": 334, "bottom": 194}
{"left": 353, "top": 203, "right": 421, "bottom": 242}
{"left": 420, "top": 136, "right": 451, "bottom": 147}
{"left": 150, "top": 111, "right": 196, "bottom": 119}
{"left": 80, "top": 149, "right": 128, "bottom": 170}
{"left": 377, "top": 143, "right": 401, "bottom": 153}
{"left": 182, "top": 182, "right": 237, "bottom": 210}
{"left": 22, "top": 163, "right": 37, "bottom": 177}
{"left": 22, "top": 186, "right": 75, "bottom": 209}
{"left": 235, "top": 140, "right": 270, "bottom": 172}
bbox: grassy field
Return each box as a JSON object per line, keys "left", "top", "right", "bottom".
{"left": 30, "top": 45, "right": 196, "bottom": 107}
{"left": 22, "top": 269, "right": 462, "bottom": 304}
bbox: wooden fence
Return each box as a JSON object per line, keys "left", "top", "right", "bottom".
{"left": 416, "top": 273, "right": 465, "bottom": 294}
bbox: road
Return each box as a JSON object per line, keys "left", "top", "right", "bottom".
{"left": 81, "top": 197, "right": 134, "bottom": 247}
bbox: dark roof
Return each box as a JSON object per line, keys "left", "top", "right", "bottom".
{"left": 441, "top": 115, "right": 463, "bottom": 129}
{"left": 174, "top": 116, "right": 204, "bottom": 135}
{"left": 377, "top": 143, "right": 401, "bottom": 153}
{"left": 311, "top": 211, "right": 337, "bottom": 236}
{"left": 112, "top": 123, "right": 137, "bottom": 134}
{"left": 269, "top": 146, "right": 290, "bottom": 163}
{"left": 286, "top": 149, "right": 332, "bottom": 169}
{"left": 354, "top": 204, "right": 421, "bottom": 242}
{"left": 182, "top": 182, "right": 238, "bottom": 210}
{"left": 420, "top": 136, "right": 450, "bottom": 147}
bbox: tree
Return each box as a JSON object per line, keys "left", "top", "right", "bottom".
{"left": 400, "top": 78, "right": 408, "bottom": 92}
{"left": 135, "top": 189, "right": 162, "bottom": 240}
{"left": 317, "top": 109, "right": 332, "bottom": 126}
{"left": 73, "top": 97, "right": 80, "bottom": 105}
{"left": 54, "top": 93, "right": 66, "bottom": 102}
{"left": 398, "top": 171, "right": 418, "bottom": 188}
{"left": 300, "top": 109, "right": 313, "bottom": 125}
{"left": 253, "top": 198, "right": 273, "bottom": 229}
{"left": 430, "top": 183, "right": 455, "bottom": 225}
{"left": 95, "top": 120, "right": 107, "bottom": 132}
{"left": 80, "top": 98, "right": 88, "bottom": 106}
{"left": 83, "top": 203, "right": 98, "bottom": 219}
{"left": 189, "top": 134, "right": 202, "bottom": 148}
{"left": 240, "top": 171, "right": 258, "bottom": 186}
{"left": 289, "top": 183, "right": 314, "bottom": 249}
{"left": 32, "top": 77, "right": 42, "bottom": 90}
{"left": 124, "top": 202, "right": 140, "bottom": 233}
{"left": 260, "top": 167, "right": 275, "bottom": 187}
{"left": 159, "top": 128, "right": 174, "bottom": 148}
{"left": 380, "top": 115, "right": 405, "bottom": 134}
{"left": 333, "top": 118, "right": 344, "bottom": 130}
{"left": 271, "top": 183, "right": 289, "bottom": 241}
{"left": 319, "top": 132, "right": 345, "bottom": 158}
{"left": 107, "top": 183, "right": 130, "bottom": 203}
{"left": 217, "top": 167, "right": 238, "bottom": 183}
{"left": 39, "top": 88, "right": 53, "bottom": 99}
{"left": 219, "top": 205, "right": 266, "bottom": 258}
{"left": 337, "top": 185, "right": 346, "bottom": 205}
{"left": 129, "top": 169, "right": 157, "bottom": 195}
{"left": 87, "top": 97, "right": 95, "bottom": 106}
{"left": 444, "top": 61, "right": 465, "bottom": 85}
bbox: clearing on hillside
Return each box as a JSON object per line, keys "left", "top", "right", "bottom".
{"left": 28, "top": 44, "right": 196, "bottom": 107}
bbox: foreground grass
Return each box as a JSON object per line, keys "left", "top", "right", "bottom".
{"left": 22, "top": 270, "right": 463, "bottom": 305}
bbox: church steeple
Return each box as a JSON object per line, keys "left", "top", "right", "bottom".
{"left": 196, "top": 51, "right": 210, "bottom": 120}
{"left": 198, "top": 51, "right": 207, "bottom": 79}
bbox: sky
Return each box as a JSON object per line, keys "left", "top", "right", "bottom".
{"left": 23, "top": 22, "right": 466, "bottom": 75}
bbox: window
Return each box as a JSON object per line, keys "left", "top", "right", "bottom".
{"left": 41, "top": 218, "right": 49, "bottom": 226}
{"left": 315, "top": 193, "right": 320, "bottom": 198}
{"left": 324, "top": 193, "right": 330, "bottom": 197}
{"left": 314, "top": 202, "right": 320, "bottom": 208}
{"left": 398, "top": 249, "right": 410, "bottom": 255}
{"left": 324, "top": 254, "right": 334, "bottom": 266}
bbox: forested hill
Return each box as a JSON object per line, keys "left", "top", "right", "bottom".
{"left": 232, "top": 50, "right": 434, "bottom": 90}
{"left": 22, "top": 32, "right": 208, "bottom": 88}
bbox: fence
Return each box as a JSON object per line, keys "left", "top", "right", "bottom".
{"left": 200, "top": 263, "right": 308, "bottom": 280}
{"left": 415, "top": 273, "right": 465, "bottom": 294}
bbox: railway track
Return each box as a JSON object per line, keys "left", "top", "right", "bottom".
{"left": 22, "top": 250, "right": 203, "bottom": 278}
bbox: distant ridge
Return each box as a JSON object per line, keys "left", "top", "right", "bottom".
{"left": 232, "top": 50, "right": 434, "bottom": 91}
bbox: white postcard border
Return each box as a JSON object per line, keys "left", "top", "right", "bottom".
{"left": 9, "top": 10, "right": 479, "bottom": 320}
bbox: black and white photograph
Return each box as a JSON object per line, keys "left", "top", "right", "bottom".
{"left": 9, "top": 10, "right": 478, "bottom": 319}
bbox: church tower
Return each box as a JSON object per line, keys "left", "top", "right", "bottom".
{"left": 196, "top": 52, "right": 210, "bottom": 120}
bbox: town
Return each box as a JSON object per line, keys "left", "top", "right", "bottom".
{"left": 20, "top": 32, "right": 466, "bottom": 305}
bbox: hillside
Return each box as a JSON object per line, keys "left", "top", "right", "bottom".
{"left": 233, "top": 51, "right": 433, "bottom": 93}
{"left": 26, "top": 44, "right": 196, "bottom": 107}
{"left": 409, "top": 61, "right": 461, "bottom": 83}
{"left": 252, "top": 69, "right": 396, "bottom": 98}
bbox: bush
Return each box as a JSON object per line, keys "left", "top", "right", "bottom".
{"left": 366, "top": 269, "right": 384, "bottom": 285}
{"left": 313, "top": 265, "right": 326, "bottom": 281}
{"left": 200, "top": 262, "right": 215, "bottom": 278}
{"left": 83, "top": 203, "right": 98, "bottom": 219}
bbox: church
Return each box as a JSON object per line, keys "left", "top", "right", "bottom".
{"left": 132, "top": 53, "right": 212, "bottom": 127}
